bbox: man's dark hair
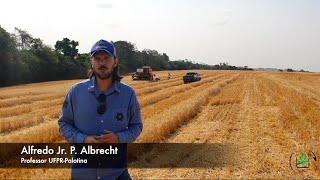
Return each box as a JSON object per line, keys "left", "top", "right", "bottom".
{"left": 87, "top": 63, "right": 123, "bottom": 82}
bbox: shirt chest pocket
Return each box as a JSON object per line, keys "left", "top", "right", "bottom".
{"left": 110, "top": 108, "right": 129, "bottom": 127}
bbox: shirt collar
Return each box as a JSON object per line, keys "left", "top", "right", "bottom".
{"left": 88, "top": 76, "right": 120, "bottom": 96}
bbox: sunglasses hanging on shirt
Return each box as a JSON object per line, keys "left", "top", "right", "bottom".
{"left": 97, "top": 93, "right": 106, "bottom": 114}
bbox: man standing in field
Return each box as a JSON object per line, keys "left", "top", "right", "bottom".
{"left": 58, "top": 39, "right": 143, "bottom": 180}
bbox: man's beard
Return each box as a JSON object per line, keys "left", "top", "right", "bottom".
{"left": 93, "top": 67, "right": 113, "bottom": 80}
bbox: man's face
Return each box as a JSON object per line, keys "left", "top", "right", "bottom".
{"left": 90, "top": 51, "right": 118, "bottom": 80}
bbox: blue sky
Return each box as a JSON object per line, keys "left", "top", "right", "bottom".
{"left": 1, "top": 0, "right": 319, "bottom": 71}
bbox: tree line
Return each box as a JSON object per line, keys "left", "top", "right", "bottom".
{"left": 0, "top": 26, "right": 252, "bottom": 87}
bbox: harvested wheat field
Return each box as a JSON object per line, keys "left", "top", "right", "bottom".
{"left": 1, "top": 70, "right": 320, "bottom": 179}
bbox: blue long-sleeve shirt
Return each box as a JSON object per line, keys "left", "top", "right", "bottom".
{"left": 58, "top": 76, "right": 143, "bottom": 179}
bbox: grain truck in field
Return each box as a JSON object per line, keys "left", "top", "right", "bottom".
{"left": 132, "top": 66, "right": 155, "bottom": 81}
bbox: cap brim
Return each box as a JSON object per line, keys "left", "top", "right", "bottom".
{"left": 90, "top": 49, "right": 114, "bottom": 57}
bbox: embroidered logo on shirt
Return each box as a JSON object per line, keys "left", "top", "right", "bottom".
{"left": 116, "top": 112, "right": 124, "bottom": 121}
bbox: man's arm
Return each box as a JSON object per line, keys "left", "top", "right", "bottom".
{"left": 58, "top": 87, "right": 88, "bottom": 143}
{"left": 116, "top": 90, "right": 143, "bottom": 143}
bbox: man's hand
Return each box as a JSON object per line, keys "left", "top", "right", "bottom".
{"left": 96, "top": 130, "right": 120, "bottom": 143}
{"left": 84, "top": 136, "right": 100, "bottom": 143}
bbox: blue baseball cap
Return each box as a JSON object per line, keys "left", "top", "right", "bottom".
{"left": 90, "top": 39, "right": 116, "bottom": 57}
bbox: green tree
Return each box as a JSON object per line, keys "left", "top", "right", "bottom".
{"left": 114, "top": 41, "right": 138, "bottom": 73}
{"left": 0, "top": 26, "right": 18, "bottom": 86}
{"left": 14, "top": 27, "right": 33, "bottom": 50}
{"left": 19, "top": 50, "right": 41, "bottom": 82}
{"left": 31, "top": 38, "right": 44, "bottom": 51}
{"left": 55, "top": 38, "right": 79, "bottom": 59}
